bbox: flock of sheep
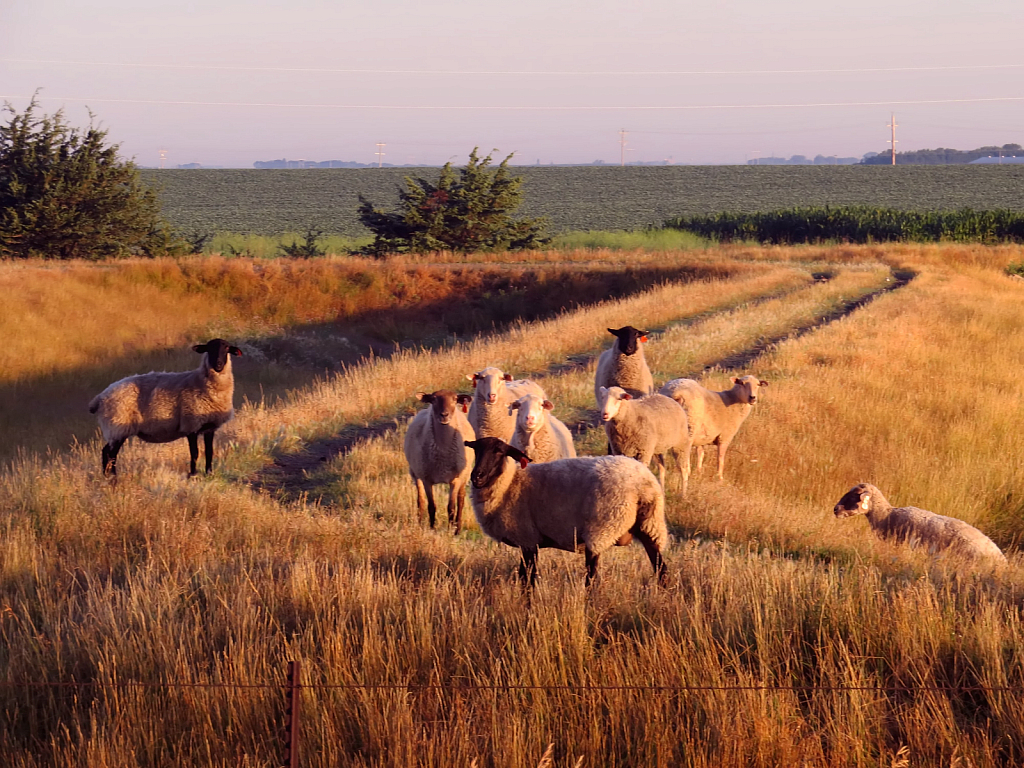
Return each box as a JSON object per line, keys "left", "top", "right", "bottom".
{"left": 88, "top": 328, "right": 1007, "bottom": 587}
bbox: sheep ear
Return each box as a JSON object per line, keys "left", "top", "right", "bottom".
{"left": 503, "top": 373, "right": 513, "bottom": 382}
{"left": 599, "top": 386, "right": 608, "bottom": 396}
{"left": 457, "top": 394, "right": 473, "bottom": 412}
{"left": 759, "top": 380, "right": 768, "bottom": 387}
{"left": 607, "top": 328, "right": 618, "bottom": 336}
{"left": 416, "top": 392, "right": 433, "bottom": 403}
{"left": 465, "top": 373, "right": 477, "bottom": 383}
{"left": 192, "top": 343, "right": 207, "bottom": 353}
{"left": 731, "top": 377, "right": 738, "bottom": 384}
{"left": 542, "top": 400, "right": 554, "bottom": 410}
{"left": 505, "top": 445, "right": 530, "bottom": 468}
{"left": 622, "top": 393, "right": 633, "bottom": 400}
{"left": 230, "top": 346, "right": 243, "bottom": 357}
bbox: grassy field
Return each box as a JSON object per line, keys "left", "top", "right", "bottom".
{"left": 3, "top": 243, "right": 1024, "bottom": 766}
{"left": 140, "top": 166, "right": 1024, "bottom": 237}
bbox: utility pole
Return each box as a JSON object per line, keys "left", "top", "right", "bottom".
{"left": 619, "top": 129, "right": 629, "bottom": 167}
{"left": 158, "top": 149, "right": 168, "bottom": 169}
{"left": 887, "top": 113, "right": 898, "bottom": 165}
{"left": 375, "top": 142, "right": 386, "bottom": 168}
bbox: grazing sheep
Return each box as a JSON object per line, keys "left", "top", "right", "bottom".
{"left": 465, "top": 366, "right": 546, "bottom": 441}
{"left": 834, "top": 483, "right": 1007, "bottom": 564}
{"left": 88, "top": 338, "right": 241, "bottom": 479}
{"left": 403, "top": 389, "right": 476, "bottom": 534}
{"left": 594, "top": 326, "right": 655, "bottom": 405}
{"left": 598, "top": 386, "right": 692, "bottom": 493}
{"left": 464, "top": 437, "right": 669, "bottom": 587}
{"left": 508, "top": 393, "right": 577, "bottom": 463}
{"left": 660, "top": 375, "right": 767, "bottom": 481}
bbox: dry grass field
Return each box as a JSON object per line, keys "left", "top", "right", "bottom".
{"left": 2, "top": 243, "right": 1024, "bottom": 767}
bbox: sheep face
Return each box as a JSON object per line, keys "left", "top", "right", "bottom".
{"left": 608, "top": 326, "right": 648, "bottom": 356}
{"left": 511, "top": 394, "right": 553, "bottom": 433}
{"left": 416, "top": 390, "right": 471, "bottom": 425}
{"left": 732, "top": 375, "right": 768, "bottom": 405}
{"left": 465, "top": 437, "right": 530, "bottom": 488}
{"left": 598, "top": 386, "right": 632, "bottom": 422}
{"left": 193, "top": 338, "right": 242, "bottom": 373}
{"left": 834, "top": 483, "right": 876, "bottom": 518}
{"left": 466, "top": 367, "right": 514, "bottom": 405}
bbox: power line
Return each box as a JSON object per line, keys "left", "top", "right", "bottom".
{"left": 6, "top": 95, "right": 1024, "bottom": 111}
{"left": 5, "top": 58, "right": 1024, "bottom": 77}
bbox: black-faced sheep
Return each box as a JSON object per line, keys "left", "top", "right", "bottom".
{"left": 508, "top": 393, "right": 576, "bottom": 463}
{"left": 464, "top": 437, "right": 669, "bottom": 587}
{"left": 88, "top": 338, "right": 241, "bottom": 479}
{"left": 403, "top": 389, "right": 476, "bottom": 534}
{"left": 465, "top": 366, "right": 546, "bottom": 441}
{"left": 659, "top": 375, "right": 767, "bottom": 481}
{"left": 593, "top": 326, "right": 655, "bottom": 405}
{"left": 834, "top": 483, "right": 1007, "bottom": 565}
{"left": 598, "top": 386, "right": 692, "bottom": 493}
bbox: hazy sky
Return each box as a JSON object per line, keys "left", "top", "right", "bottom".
{"left": 2, "top": 0, "right": 1022, "bottom": 167}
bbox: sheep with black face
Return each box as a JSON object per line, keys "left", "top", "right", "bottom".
{"left": 594, "top": 326, "right": 655, "bottom": 406}
{"left": 465, "top": 437, "right": 669, "bottom": 587}
{"left": 88, "top": 338, "right": 241, "bottom": 479}
{"left": 403, "top": 389, "right": 476, "bottom": 534}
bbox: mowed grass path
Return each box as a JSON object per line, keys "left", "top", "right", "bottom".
{"left": 3, "top": 245, "right": 1024, "bottom": 766}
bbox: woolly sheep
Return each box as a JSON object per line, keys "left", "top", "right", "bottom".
{"left": 834, "top": 483, "right": 1007, "bottom": 565}
{"left": 465, "top": 366, "right": 546, "bottom": 441}
{"left": 508, "top": 393, "right": 577, "bottom": 463}
{"left": 88, "top": 338, "right": 242, "bottom": 480}
{"left": 464, "top": 437, "right": 669, "bottom": 587}
{"left": 660, "top": 375, "right": 767, "bottom": 481}
{"left": 403, "top": 389, "right": 476, "bottom": 534}
{"left": 593, "top": 326, "right": 655, "bottom": 405}
{"left": 598, "top": 386, "right": 692, "bottom": 493}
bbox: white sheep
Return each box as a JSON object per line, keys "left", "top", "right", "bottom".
{"left": 593, "top": 326, "right": 654, "bottom": 406}
{"left": 508, "top": 393, "right": 577, "bottom": 463}
{"left": 598, "top": 386, "right": 691, "bottom": 493}
{"left": 465, "top": 366, "right": 546, "bottom": 441}
{"left": 834, "top": 483, "right": 1007, "bottom": 565}
{"left": 464, "top": 437, "right": 669, "bottom": 587}
{"left": 659, "top": 375, "right": 767, "bottom": 481}
{"left": 403, "top": 389, "right": 476, "bottom": 534}
{"left": 88, "top": 338, "right": 241, "bottom": 480}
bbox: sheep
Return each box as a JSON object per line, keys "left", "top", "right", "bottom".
{"left": 833, "top": 483, "right": 1007, "bottom": 565}
{"left": 403, "top": 389, "right": 476, "bottom": 534}
{"left": 88, "top": 338, "right": 241, "bottom": 480}
{"left": 508, "top": 393, "right": 577, "bottom": 463}
{"left": 465, "top": 366, "right": 546, "bottom": 441}
{"left": 659, "top": 375, "right": 767, "bottom": 481}
{"left": 593, "top": 326, "right": 654, "bottom": 405}
{"left": 598, "top": 386, "right": 692, "bottom": 493}
{"left": 464, "top": 436, "right": 669, "bottom": 587}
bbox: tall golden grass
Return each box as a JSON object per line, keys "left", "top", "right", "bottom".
{"left": 1, "top": 244, "right": 1024, "bottom": 766}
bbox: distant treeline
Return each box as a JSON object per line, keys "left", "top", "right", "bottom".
{"left": 861, "top": 144, "right": 1023, "bottom": 165}
{"left": 666, "top": 207, "right": 1024, "bottom": 244}
{"left": 746, "top": 155, "right": 862, "bottom": 166}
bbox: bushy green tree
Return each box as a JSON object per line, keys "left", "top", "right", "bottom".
{"left": 0, "top": 97, "right": 177, "bottom": 260}
{"left": 357, "top": 149, "right": 549, "bottom": 257}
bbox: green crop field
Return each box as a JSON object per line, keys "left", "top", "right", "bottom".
{"left": 140, "top": 165, "right": 1024, "bottom": 237}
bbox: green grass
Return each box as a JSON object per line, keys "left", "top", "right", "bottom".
{"left": 549, "top": 228, "right": 709, "bottom": 251}
{"left": 205, "top": 232, "right": 373, "bottom": 258}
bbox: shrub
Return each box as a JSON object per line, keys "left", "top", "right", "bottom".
{"left": 0, "top": 97, "right": 180, "bottom": 260}
{"left": 357, "top": 148, "right": 549, "bottom": 257}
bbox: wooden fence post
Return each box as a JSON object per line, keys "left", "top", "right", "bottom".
{"left": 283, "top": 660, "right": 301, "bottom": 768}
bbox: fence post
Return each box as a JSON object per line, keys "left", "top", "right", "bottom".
{"left": 283, "top": 660, "right": 301, "bottom": 768}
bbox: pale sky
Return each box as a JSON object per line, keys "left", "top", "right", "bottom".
{"left": 2, "top": 0, "right": 1022, "bottom": 167}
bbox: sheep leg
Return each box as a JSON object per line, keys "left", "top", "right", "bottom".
{"left": 423, "top": 483, "right": 438, "bottom": 529}
{"left": 695, "top": 445, "right": 705, "bottom": 473}
{"left": 653, "top": 454, "right": 666, "bottom": 489}
{"left": 187, "top": 433, "right": 200, "bottom": 476}
{"left": 450, "top": 479, "right": 467, "bottom": 536}
{"left": 584, "top": 548, "right": 601, "bottom": 587}
{"left": 676, "top": 447, "right": 691, "bottom": 496}
{"left": 102, "top": 439, "right": 125, "bottom": 479}
{"left": 635, "top": 529, "right": 669, "bottom": 587}
{"left": 203, "top": 430, "right": 215, "bottom": 474}
{"left": 413, "top": 478, "right": 428, "bottom": 522}
{"left": 716, "top": 438, "right": 730, "bottom": 480}
{"left": 518, "top": 546, "right": 539, "bottom": 587}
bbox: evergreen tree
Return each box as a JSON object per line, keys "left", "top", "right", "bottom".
{"left": 0, "top": 97, "right": 177, "bottom": 260}
{"left": 358, "top": 149, "right": 549, "bottom": 257}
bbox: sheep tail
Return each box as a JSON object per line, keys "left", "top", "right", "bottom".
{"left": 635, "top": 483, "right": 668, "bottom": 552}
{"left": 88, "top": 395, "right": 102, "bottom": 414}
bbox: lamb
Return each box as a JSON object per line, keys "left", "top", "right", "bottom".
{"left": 598, "top": 386, "right": 692, "bottom": 493}
{"left": 593, "top": 326, "right": 655, "bottom": 405}
{"left": 659, "top": 375, "right": 767, "bottom": 481}
{"left": 88, "top": 338, "right": 241, "bottom": 480}
{"left": 403, "top": 389, "right": 476, "bottom": 534}
{"left": 465, "top": 366, "right": 546, "bottom": 441}
{"left": 833, "top": 483, "right": 1007, "bottom": 565}
{"left": 464, "top": 437, "right": 669, "bottom": 587}
{"left": 508, "top": 393, "right": 577, "bottom": 463}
